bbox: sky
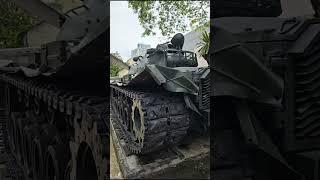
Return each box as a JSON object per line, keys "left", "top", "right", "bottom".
{"left": 110, "top": 1, "right": 176, "bottom": 61}
{"left": 110, "top": 0, "right": 315, "bottom": 61}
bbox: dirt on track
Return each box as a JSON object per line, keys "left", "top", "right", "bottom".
{"left": 110, "top": 136, "right": 122, "bottom": 179}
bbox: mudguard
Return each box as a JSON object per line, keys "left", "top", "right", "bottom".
{"left": 145, "top": 65, "right": 200, "bottom": 95}
{"left": 116, "top": 64, "right": 209, "bottom": 96}
{"left": 212, "top": 25, "right": 284, "bottom": 106}
{"left": 213, "top": 15, "right": 320, "bottom": 179}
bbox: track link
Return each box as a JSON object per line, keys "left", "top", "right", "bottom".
{"left": 111, "top": 85, "right": 191, "bottom": 154}
{"left": 0, "top": 72, "right": 109, "bottom": 180}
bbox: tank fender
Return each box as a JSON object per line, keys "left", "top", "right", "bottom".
{"left": 212, "top": 26, "right": 284, "bottom": 107}
{"left": 146, "top": 64, "right": 199, "bottom": 95}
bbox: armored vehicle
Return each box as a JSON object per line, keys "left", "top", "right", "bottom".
{"left": 110, "top": 33, "right": 210, "bottom": 154}
{"left": 0, "top": 0, "right": 108, "bottom": 180}
{"left": 213, "top": 0, "right": 320, "bottom": 179}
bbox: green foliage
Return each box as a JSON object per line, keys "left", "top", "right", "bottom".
{"left": 197, "top": 30, "right": 210, "bottom": 57}
{"left": 195, "top": 21, "right": 210, "bottom": 33}
{"left": 0, "top": 1, "right": 38, "bottom": 48}
{"left": 110, "top": 64, "right": 122, "bottom": 77}
{"left": 128, "top": 1, "right": 209, "bottom": 37}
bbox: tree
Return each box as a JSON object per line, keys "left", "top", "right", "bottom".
{"left": 0, "top": 0, "right": 38, "bottom": 48}
{"left": 128, "top": 1, "right": 209, "bottom": 37}
{"left": 110, "top": 64, "right": 122, "bottom": 77}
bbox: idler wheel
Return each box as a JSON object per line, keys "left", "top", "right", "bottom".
{"left": 32, "top": 124, "right": 57, "bottom": 180}
{"left": 131, "top": 99, "right": 145, "bottom": 145}
{"left": 44, "top": 140, "right": 70, "bottom": 180}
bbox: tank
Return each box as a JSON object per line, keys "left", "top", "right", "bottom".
{"left": 110, "top": 33, "right": 210, "bottom": 154}
{"left": 0, "top": 0, "right": 109, "bottom": 180}
{"left": 213, "top": 0, "right": 320, "bottom": 179}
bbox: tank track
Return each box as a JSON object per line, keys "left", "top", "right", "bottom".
{"left": 110, "top": 85, "right": 191, "bottom": 154}
{"left": 0, "top": 92, "right": 24, "bottom": 179}
{"left": 0, "top": 72, "right": 109, "bottom": 180}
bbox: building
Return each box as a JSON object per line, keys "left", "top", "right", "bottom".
{"left": 21, "top": 0, "right": 83, "bottom": 47}
{"left": 111, "top": 52, "right": 124, "bottom": 61}
{"left": 126, "top": 58, "right": 136, "bottom": 66}
{"left": 183, "top": 27, "right": 210, "bottom": 67}
{"left": 131, "top": 43, "right": 151, "bottom": 58}
{"left": 110, "top": 54, "right": 129, "bottom": 70}
{"left": 22, "top": 22, "right": 59, "bottom": 47}
{"left": 110, "top": 54, "right": 129, "bottom": 77}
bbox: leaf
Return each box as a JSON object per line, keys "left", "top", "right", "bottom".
{"left": 128, "top": 1, "right": 209, "bottom": 37}
{"left": 110, "top": 64, "right": 123, "bottom": 77}
{"left": 0, "top": 0, "right": 38, "bottom": 48}
{"left": 197, "top": 30, "right": 210, "bottom": 57}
